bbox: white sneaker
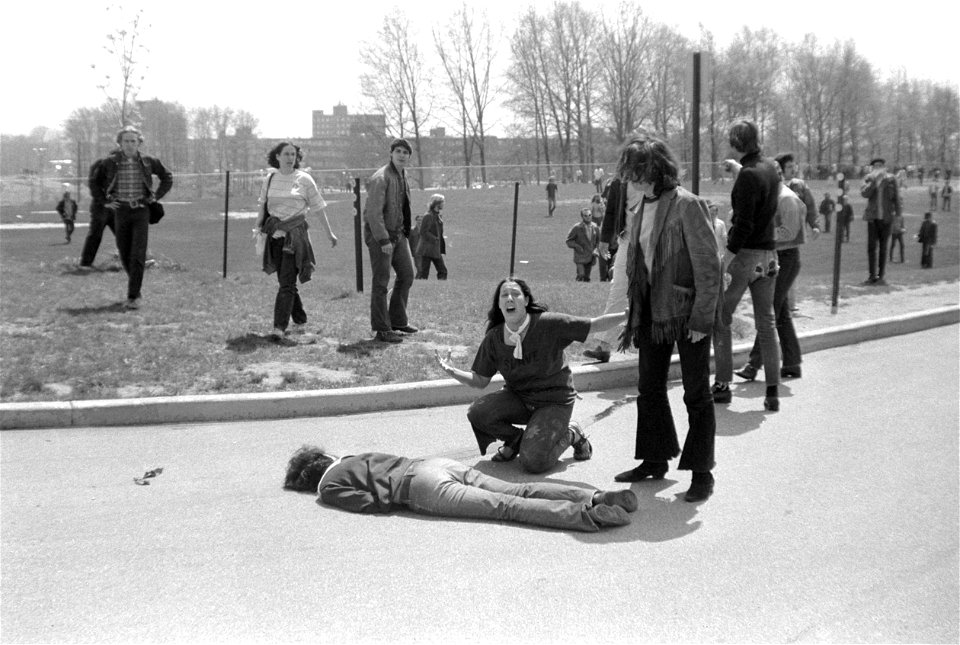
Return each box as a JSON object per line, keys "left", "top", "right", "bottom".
{"left": 124, "top": 298, "right": 140, "bottom": 310}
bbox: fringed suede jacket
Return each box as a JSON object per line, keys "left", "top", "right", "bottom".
{"left": 622, "top": 186, "right": 723, "bottom": 348}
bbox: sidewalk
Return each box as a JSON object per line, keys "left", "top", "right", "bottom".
{"left": 2, "top": 281, "right": 956, "bottom": 429}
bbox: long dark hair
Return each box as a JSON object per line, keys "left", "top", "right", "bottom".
{"left": 267, "top": 141, "right": 303, "bottom": 169}
{"left": 283, "top": 445, "right": 335, "bottom": 492}
{"left": 485, "top": 277, "right": 547, "bottom": 333}
{"left": 616, "top": 133, "right": 680, "bottom": 197}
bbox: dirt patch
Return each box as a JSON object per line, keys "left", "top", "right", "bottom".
{"left": 243, "top": 361, "right": 356, "bottom": 388}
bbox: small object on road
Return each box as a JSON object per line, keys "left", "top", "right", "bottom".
{"left": 134, "top": 467, "right": 164, "bottom": 485}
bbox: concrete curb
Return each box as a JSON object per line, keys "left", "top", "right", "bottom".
{"left": 2, "top": 305, "right": 957, "bottom": 430}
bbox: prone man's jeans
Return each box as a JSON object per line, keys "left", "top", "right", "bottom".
{"left": 367, "top": 235, "right": 415, "bottom": 332}
{"left": 713, "top": 248, "right": 780, "bottom": 386}
{"left": 405, "top": 458, "right": 601, "bottom": 532}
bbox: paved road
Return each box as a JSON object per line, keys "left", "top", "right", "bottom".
{"left": 2, "top": 326, "right": 957, "bottom": 644}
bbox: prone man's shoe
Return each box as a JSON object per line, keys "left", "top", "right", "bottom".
{"left": 614, "top": 461, "right": 668, "bottom": 483}
{"left": 711, "top": 382, "right": 732, "bottom": 404}
{"left": 375, "top": 330, "right": 404, "bottom": 343}
{"left": 596, "top": 489, "right": 639, "bottom": 512}
{"left": 583, "top": 346, "right": 611, "bottom": 363}
{"left": 734, "top": 364, "right": 758, "bottom": 381}
{"left": 587, "top": 504, "right": 632, "bottom": 528}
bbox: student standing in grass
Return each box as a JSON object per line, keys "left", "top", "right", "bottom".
{"left": 435, "top": 277, "right": 626, "bottom": 474}
{"left": 55, "top": 191, "right": 78, "bottom": 243}
{"left": 566, "top": 207, "right": 600, "bottom": 282}
{"left": 545, "top": 176, "right": 558, "bottom": 217}
{"left": 87, "top": 126, "right": 173, "bottom": 309}
{"left": 256, "top": 141, "right": 337, "bottom": 338}
{"left": 363, "top": 138, "right": 418, "bottom": 343}
{"left": 416, "top": 194, "right": 448, "bottom": 280}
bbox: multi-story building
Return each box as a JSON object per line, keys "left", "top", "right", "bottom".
{"left": 312, "top": 104, "right": 386, "bottom": 139}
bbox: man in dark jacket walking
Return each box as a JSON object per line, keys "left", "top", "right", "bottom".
{"left": 87, "top": 126, "right": 173, "bottom": 309}
{"left": 362, "top": 138, "right": 418, "bottom": 343}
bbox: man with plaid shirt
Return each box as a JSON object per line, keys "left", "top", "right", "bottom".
{"left": 88, "top": 126, "right": 173, "bottom": 309}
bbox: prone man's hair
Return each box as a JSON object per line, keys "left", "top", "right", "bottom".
{"left": 283, "top": 445, "right": 335, "bottom": 492}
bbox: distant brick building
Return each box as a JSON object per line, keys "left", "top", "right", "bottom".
{"left": 312, "top": 104, "right": 386, "bottom": 139}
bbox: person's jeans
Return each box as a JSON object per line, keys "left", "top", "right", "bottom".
{"left": 367, "top": 235, "right": 415, "bottom": 332}
{"left": 575, "top": 261, "right": 593, "bottom": 281}
{"left": 419, "top": 255, "right": 447, "bottom": 279}
{"left": 713, "top": 248, "right": 780, "bottom": 387}
{"left": 405, "top": 458, "right": 600, "bottom": 532}
{"left": 889, "top": 232, "right": 904, "bottom": 262}
{"left": 867, "top": 219, "right": 891, "bottom": 279}
{"left": 271, "top": 238, "right": 307, "bottom": 330}
{"left": 633, "top": 307, "right": 716, "bottom": 472}
{"left": 114, "top": 205, "right": 150, "bottom": 300}
{"left": 467, "top": 389, "right": 574, "bottom": 474}
{"left": 79, "top": 208, "right": 116, "bottom": 266}
{"left": 747, "top": 247, "right": 801, "bottom": 370}
{"left": 921, "top": 243, "right": 934, "bottom": 268}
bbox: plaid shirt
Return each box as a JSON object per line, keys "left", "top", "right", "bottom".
{"left": 116, "top": 156, "right": 146, "bottom": 201}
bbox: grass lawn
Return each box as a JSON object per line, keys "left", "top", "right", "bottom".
{"left": 0, "top": 178, "right": 956, "bottom": 402}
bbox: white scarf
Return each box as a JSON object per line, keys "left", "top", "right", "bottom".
{"left": 506, "top": 314, "right": 530, "bottom": 360}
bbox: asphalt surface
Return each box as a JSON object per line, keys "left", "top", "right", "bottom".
{"left": 2, "top": 324, "right": 957, "bottom": 644}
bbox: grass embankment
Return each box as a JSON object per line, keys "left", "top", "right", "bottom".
{"left": 0, "top": 179, "right": 956, "bottom": 402}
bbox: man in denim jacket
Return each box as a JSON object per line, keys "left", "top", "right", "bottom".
{"left": 362, "top": 138, "right": 418, "bottom": 343}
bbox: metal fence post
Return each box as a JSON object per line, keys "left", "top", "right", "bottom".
{"left": 222, "top": 170, "right": 230, "bottom": 279}
{"left": 354, "top": 177, "right": 363, "bottom": 293}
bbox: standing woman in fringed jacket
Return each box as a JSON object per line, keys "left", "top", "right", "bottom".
{"left": 611, "top": 133, "right": 723, "bottom": 503}
{"left": 256, "top": 141, "right": 337, "bottom": 338}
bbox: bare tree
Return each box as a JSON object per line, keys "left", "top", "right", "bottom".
{"left": 507, "top": 8, "right": 552, "bottom": 181}
{"left": 433, "top": 3, "right": 498, "bottom": 186}
{"left": 785, "top": 35, "right": 842, "bottom": 166}
{"left": 597, "top": 2, "right": 656, "bottom": 143}
{"left": 721, "top": 27, "right": 782, "bottom": 139}
{"left": 360, "top": 14, "right": 431, "bottom": 188}
{"left": 92, "top": 5, "right": 150, "bottom": 128}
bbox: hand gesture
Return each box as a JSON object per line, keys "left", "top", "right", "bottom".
{"left": 435, "top": 349, "right": 453, "bottom": 373}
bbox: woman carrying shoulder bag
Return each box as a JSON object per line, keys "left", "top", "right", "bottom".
{"left": 256, "top": 141, "right": 337, "bottom": 338}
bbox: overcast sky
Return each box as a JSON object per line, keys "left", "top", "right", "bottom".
{"left": 1, "top": 0, "right": 955, "bottom": 139}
